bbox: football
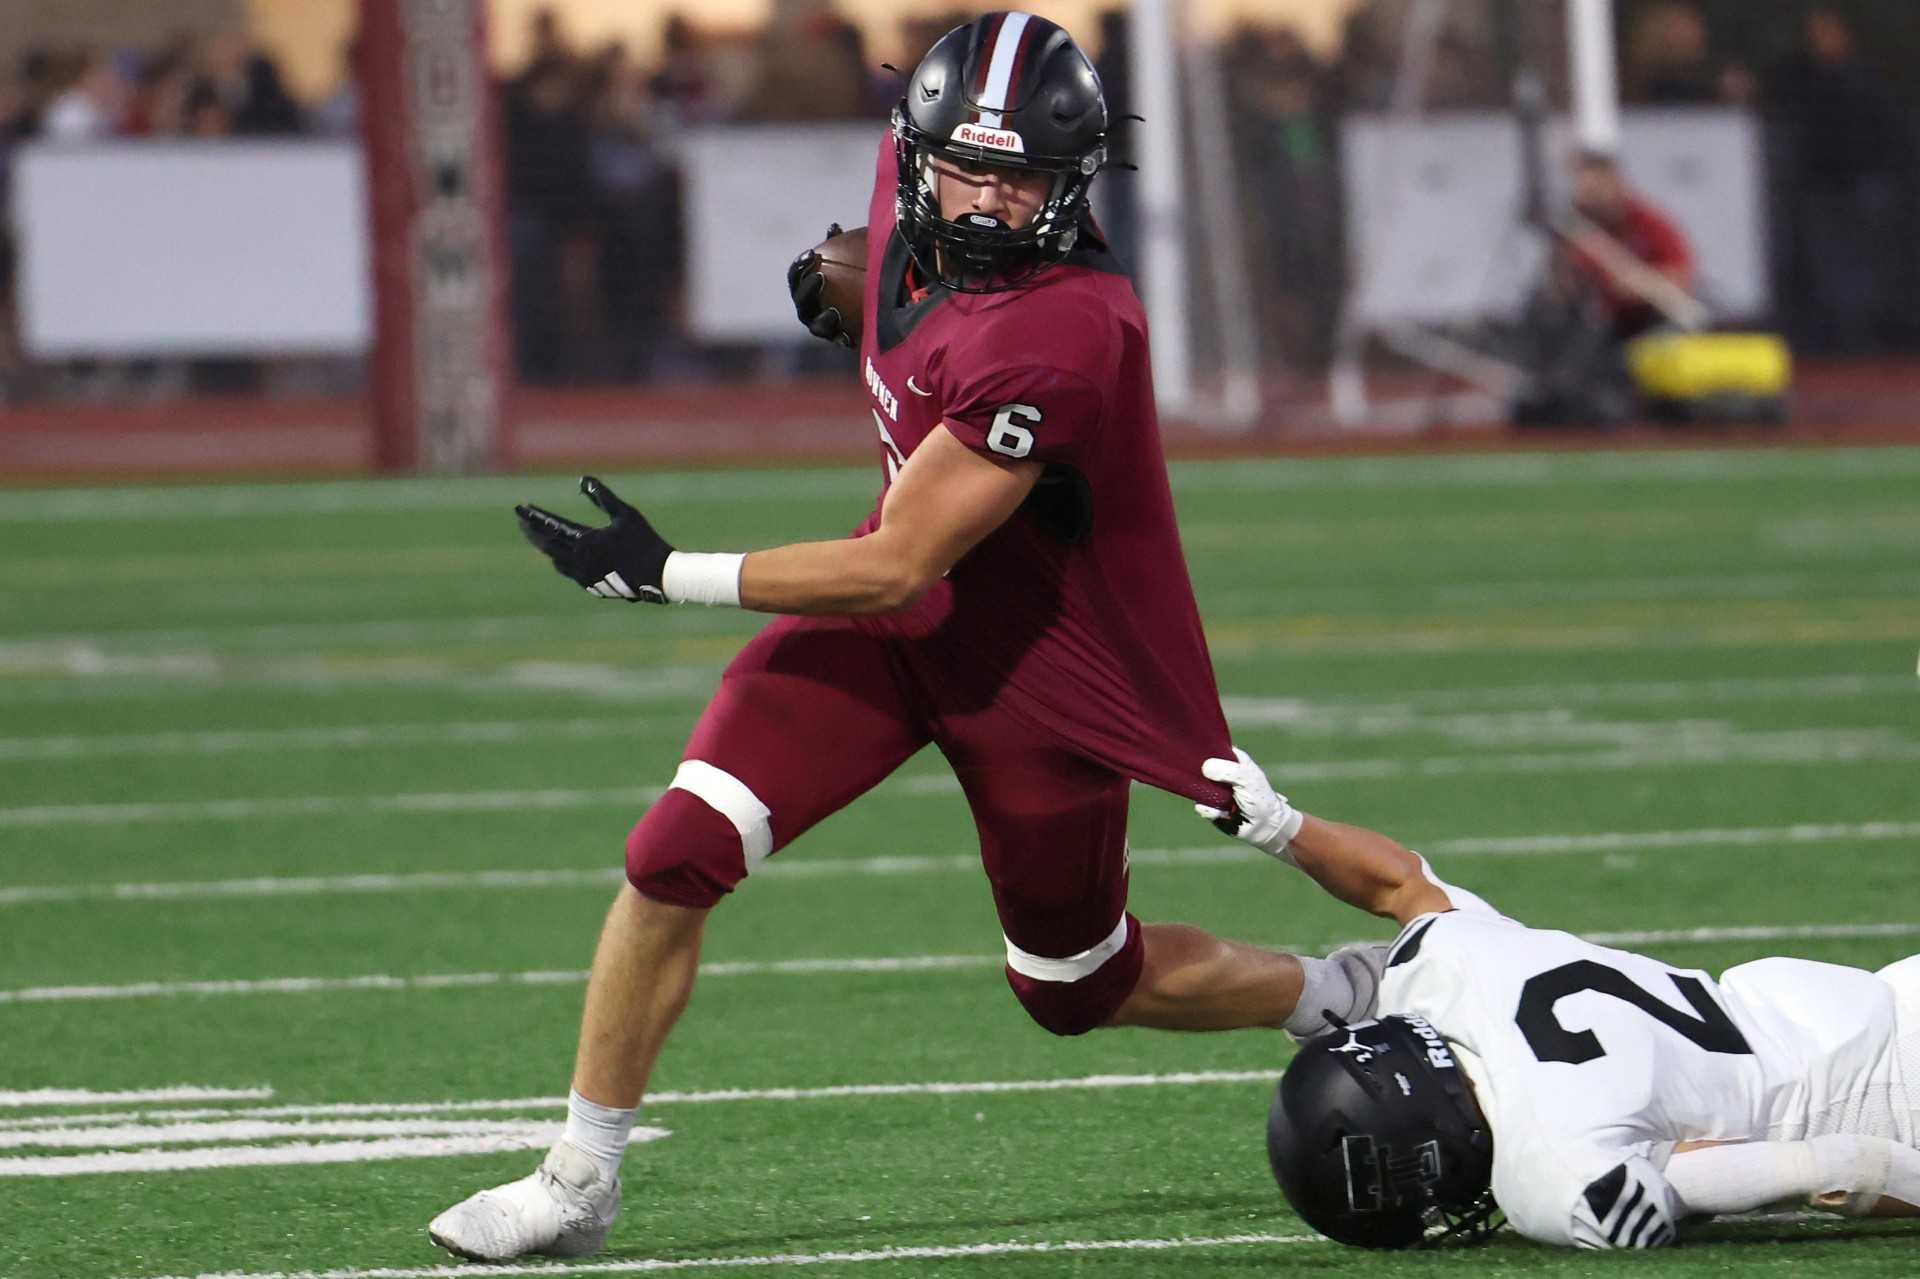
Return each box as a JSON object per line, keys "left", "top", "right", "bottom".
{"left": 811, "top": 224, "right": 868, "bottom": 345}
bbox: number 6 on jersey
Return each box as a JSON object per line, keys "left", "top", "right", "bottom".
{"left": 988, "top": 404, "right": 1042, "bottom": 458}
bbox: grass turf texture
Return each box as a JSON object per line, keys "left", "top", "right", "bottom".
{"left": 1, "top": 445, "right": 1918, "bottom": 1278}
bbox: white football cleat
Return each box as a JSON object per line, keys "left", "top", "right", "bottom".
{"left": 428, "top": 1139, "right": 621, "bottom": 1262}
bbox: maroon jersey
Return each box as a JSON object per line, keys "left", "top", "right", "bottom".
{"left": 852, "top": 136, "right": 1232, "bottom": 807}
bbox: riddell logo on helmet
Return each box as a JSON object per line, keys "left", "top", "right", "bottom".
{"left": 954, "top": 123, "right": 1025, "bottom": 153}
{"left": 1403, "top": 1017, "right": 1457, "bottom": 1070}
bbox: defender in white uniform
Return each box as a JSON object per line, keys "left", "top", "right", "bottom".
{"left": 1198, "top": 748, "right": 1920, "bottom": 1249}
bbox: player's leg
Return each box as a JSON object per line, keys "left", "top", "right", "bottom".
{"left": 1117, "top": 924, "right": 1305, "bottom": 1031}
{"left": 944, "top": 719, "right": 1371, "bottom": 1037}
{"left": 577, "top": 616, "right": 930, "bottom": 1108}
{"left": 948, "top": 732, "right": 1142, "bottom": 1036}
{"left": 430, "top": 616, "right": 929, "bottom": 1261}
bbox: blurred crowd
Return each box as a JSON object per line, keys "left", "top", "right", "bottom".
{"left": 0, "top": 34, "right": 330, "bottom": 146}
{"left": 0, "top": 0, "right": 1915, "bottom": 400}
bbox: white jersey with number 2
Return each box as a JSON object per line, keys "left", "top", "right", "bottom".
{"left": 1376, "top": 882, "right": 1912, "bottom": 1249}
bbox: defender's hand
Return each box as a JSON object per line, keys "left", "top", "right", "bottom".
{"left": 1196, "top": 747, "right": 1305, "bottom": 863}
{"left": 515, "top": 476, "right": 674, "bottom": 603}
{"left": 787, "top": 222, "right": 854, "bottom": 347}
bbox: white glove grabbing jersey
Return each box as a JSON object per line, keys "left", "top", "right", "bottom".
{"left": 1198, "top": 748, "right": 1305, "bottom": 862}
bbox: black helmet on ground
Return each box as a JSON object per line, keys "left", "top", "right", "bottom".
{"left": 892, "top": 11, "right": 1108, "bottom": 293}
{"left": 1267, "top": 1015, "right": 1501, "bottom": 1249}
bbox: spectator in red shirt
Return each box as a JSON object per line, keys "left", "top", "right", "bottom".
{"left": 1561, "top": 149, "right": 1696, "bottom": 340}
{"left": 1514, "top": 151, "right": 1702, "bottom": 427}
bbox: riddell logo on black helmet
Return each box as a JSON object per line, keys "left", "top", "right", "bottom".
{"left": 953, "top": 122, "right": 1025, "bottom": 153}
{"left": 1401, "top": 1016, "right": 1457, "bottom": 1070}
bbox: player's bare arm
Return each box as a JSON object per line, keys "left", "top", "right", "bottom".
{"left": 514, "top": 431, "right": 1040, "bottom": 616}
{"left": 1199, "top": 748, "right": 1452, "bottom": 925}
{"left": 738, "top": 426, "right": 1040, "bottom": 614}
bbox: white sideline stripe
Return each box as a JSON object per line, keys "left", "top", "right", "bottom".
{"left": 10, "top": 449, "right": 1915, "bottom": 524}
{"left": 0, "top": 1118, "right": 561, "bottom": 1150}
{"left": 132, "top": 1232, "right": 1319, "bottom": 1279}
{"left": 5, "top": 919, "right": 1915, "bottom": 1007}
{"left": 0, "top": 1086, "right": 271, "bottom": 1107}
{"left": 0, "top": 1071, "right": 1290, "bottom": 1132}
{"left": 0, "top": 1126, "right": 670, "bottom": 1179}
{"left": 5, "top": 821, "right": 1918, "bottom": 908}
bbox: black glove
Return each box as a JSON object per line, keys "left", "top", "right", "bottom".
{"left": 787, "top": 221, "right": 854, "bottom": 347}
{"left": 515, "top": 476, "right": 674, "bottom": 603}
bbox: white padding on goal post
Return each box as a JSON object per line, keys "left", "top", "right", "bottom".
{"left": 1005, "top": 915, "right": 1130, "bottom": 983}
{"left": 669, "top": 761, "right": 773, "bottom": 868}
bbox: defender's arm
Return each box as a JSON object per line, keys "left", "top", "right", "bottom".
{"left": 1287, "top": 815, "right": 1456, "bottom": 926}
{"left": 1199, "top": 750, "right": 1467, "bottom": 926}
{"left": 739, "top": 426, "right": 1040, "bottom": 614}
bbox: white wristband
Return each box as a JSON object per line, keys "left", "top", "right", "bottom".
{"left": 661, "top": 551, "right": 744, "bottom": 607}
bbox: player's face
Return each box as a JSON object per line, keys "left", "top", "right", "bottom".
{"left": 929, "top": 155, "right": 1054, "bottom": 231}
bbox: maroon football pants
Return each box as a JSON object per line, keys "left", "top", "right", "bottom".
{"left": 625, "top": 613, "right": 1143, "bottom": 1034}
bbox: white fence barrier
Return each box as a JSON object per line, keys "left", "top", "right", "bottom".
{"left": 12, "top": 142, "right": 371, "bottom": 358}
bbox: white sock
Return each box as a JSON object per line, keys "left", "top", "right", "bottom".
{"left": 1284, "top": 955, "right": 1359, "bottom": 1038}
{"left": 563, "top": 1089, "right": 637, "bottom": 1179}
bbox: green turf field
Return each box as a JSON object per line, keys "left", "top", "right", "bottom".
{"left": 2, "top": 445, "right": 1918, "bottom": 1278}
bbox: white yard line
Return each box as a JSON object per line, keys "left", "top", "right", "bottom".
{"left": 0, "top": 1126, "right": 670, "bottom": 1178}
{"left": 0, "top": 471, "right": 879, "bottom": 523}
{"left": 0, "top": 1118, "right": 562, "bottom": 1151}
{"left": 0, "top": 1086, "right": 271, "bottom": 1107}
{"left": 0, "top": 849, "right": 1254, "bottom": 907}
{"left": 5, "top": 821, "right": 1916, "bottom": 908}
{"left": 3, "top": 671, "right": 1905, "bottom": 762}
{"left": 10, "top": 449, "right": 1914, "bottom": 526}
{"left": 0, "top": 1071, "right": 1291, "bottom": 1134}
{"left": 1222, "top": 672, "right": 1912, "bottom": 720}
{"left": 0, "top": 612, "right": 745, "bottom": 663}
{"left": 0, "top": 786, "right": 666, "bottom": 829}
{"left": 0, "top": 706, "right": 1595, "bottom": 758}
{"left": 7, "top": 726, "right": 1919, "bottom": 827}
{"left": 133, "top": 1232, "right": 1318, "bottom": 1279}
{"left": 1424, "top": 820, "right": 1920, "bottom": 857}
{"left": 3, "top": 919, "right": 1913, "bottom": 1007}
{"left": 0, "top": 718, "right": 656, "bottom": 762}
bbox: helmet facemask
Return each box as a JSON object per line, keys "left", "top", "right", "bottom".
{"left": 893, "top": 107, "right": 1104, "bottom": 294}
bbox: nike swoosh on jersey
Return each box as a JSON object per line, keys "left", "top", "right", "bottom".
{"left": 906, "top": 375, "right": 934, "bottom": 396}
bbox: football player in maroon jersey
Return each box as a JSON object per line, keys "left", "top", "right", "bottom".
{"left": 430, "top": 13, "right": 1378, "bottom": 1261}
